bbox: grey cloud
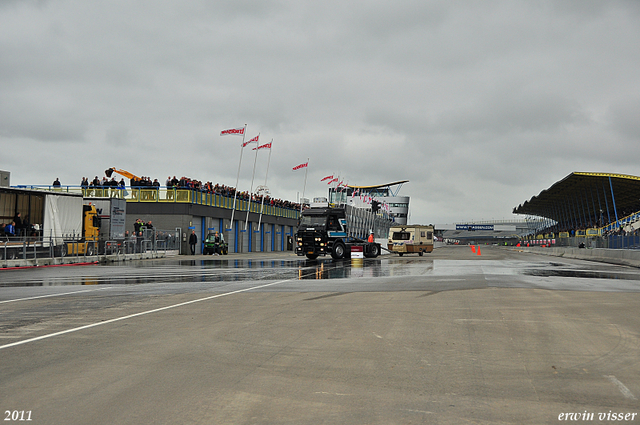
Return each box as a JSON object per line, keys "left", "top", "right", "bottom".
{"left": 2, "top": 0, "right": 640, "bottom": 224}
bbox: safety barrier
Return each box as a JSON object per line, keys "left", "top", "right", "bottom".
{"left": 521, "top": 235, "right": 640, "bottom": 250}
{"left": 1, "top": 233, "right": 98, "bottom": 265}
{"left": 1, "top": 228, "right": 180, "bottom": 266}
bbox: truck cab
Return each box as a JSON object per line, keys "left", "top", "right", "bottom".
{"left": 295, "top": 204, "right": 380, "bottom": 260}
{"left": 296, "top": 207, "right": 347, "bottom": 259}
{"left": 66, "top": 204, "right": 101, "bottom": 256}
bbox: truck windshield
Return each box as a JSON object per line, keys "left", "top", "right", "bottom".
{"left": 392, "top": 231, "right": 411, "bottom": 240}
{"left": 300, "top": 215, "right": 327, "bottom": 227}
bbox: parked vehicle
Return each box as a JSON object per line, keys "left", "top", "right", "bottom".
{"left": 203, "top": 232, "right": 228, "bottom": 255}
{"left": 388, "top": 225, "right": 434, "bottom": 256}
{"left": 85, "top": 197, "right": 126, "bottom": 254}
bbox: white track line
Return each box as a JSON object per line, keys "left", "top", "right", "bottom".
{"left": 0, "top": 287, "right": 112, "bottom": 304}
{"left": 604, "top": 375, "right": 638, "bottom": 400}
{"left": 0, "top": 278, "right": 292, "bottom": 351}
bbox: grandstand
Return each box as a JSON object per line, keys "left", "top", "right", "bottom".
{"left": 513, "top": 172, "right": 640, "bottom": 248}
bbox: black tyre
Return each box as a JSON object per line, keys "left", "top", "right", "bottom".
{"left": 398, "top": 252, "right": 403, "bottom": 257}
{"left": 418, "top": 251, "right": 424, "bottom": 256}
{"left": 1, "top": 250, "right": 17, "bottom": 260}
{"left": 331, "top": 241, "right": 346, "bottom": 259}
{"left": 369, "top": 244, "right": 380, "bottom": 258}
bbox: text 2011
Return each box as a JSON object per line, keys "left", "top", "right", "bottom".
{"left": 4, "top": 411, "right": 32, "bottom": 421}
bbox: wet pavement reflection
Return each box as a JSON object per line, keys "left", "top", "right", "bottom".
{"left": 522, "top": 268, "right": 640, "bottom": 280}
{"left": 3, "top": 254, "right": 640, "bottom": 288}
{"left": 0, "top": 257, "right": 420, "bottom": 287}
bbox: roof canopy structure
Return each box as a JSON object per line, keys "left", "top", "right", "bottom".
{"left": 347, "top": 180, "right": 409, "bottom": 190}
{"left": 344, "top": 180, "right": 409, "bottom": 197}
{"left": 513, "top": 172, "right": 640, "bottom": 231}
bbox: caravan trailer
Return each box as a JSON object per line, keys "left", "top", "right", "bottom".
{"left": 387, "top": 225, "right": 434, "bottom": 256}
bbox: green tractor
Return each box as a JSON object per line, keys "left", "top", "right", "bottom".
{"left": 203, "top": 232, "right": 228, "bottom": 255}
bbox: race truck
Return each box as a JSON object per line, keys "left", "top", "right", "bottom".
{"left": 295, "top": 200, "right": 383, "bottom": 260}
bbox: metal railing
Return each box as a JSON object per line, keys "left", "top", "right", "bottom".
{"left": 1, "top": 232, "right": 99, "bottom": 264}
{"left": 121, "top": 228, "right": 180, "bottom": 255}
{"left": 15, "top": 185, "right": 301, "bottom": 220}
{"left": 520, "top": 235, "right": 640, "bottom": 250}
{"left": 1, "top": 228, "right": 180, "bottom": 265}
{"left": 552, "top": 235, "right": 640, "bottom": 250}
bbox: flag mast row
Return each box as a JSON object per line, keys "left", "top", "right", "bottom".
{"left": 219, "top": 127, "right": 388, "bottom": 228}
{"left": 221, "top": 125, "right": 247, "bottom": 230}
{"left": 221, "top": 126, "right": 318, "bottom": 230}
{"left": 220, "top": 126, "right": 276, "bottom": 231}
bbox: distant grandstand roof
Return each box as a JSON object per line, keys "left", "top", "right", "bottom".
{"left": 347, "top": 180, "right": 409, "bottom": 190}
{"left": 513, "top": 172, "right": 640, "bottom": 228}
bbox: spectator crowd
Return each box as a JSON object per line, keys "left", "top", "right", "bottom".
{"left": 62, "top": 173, "right": 302, "bottom": 211}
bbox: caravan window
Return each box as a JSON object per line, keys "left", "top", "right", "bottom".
{"left": 392, "top": 231, "right": 411, "bottom": 240}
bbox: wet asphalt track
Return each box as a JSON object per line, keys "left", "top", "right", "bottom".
{"left": 1, "top": 246, "right": 639, "bottom": 424}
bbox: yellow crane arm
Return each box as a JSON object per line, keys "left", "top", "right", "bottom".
{"left": 105, "top": 167, "right": 140, "bottom": 181}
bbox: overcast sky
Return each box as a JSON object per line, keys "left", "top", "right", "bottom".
{"left": 2, "top": 0, "right": 639, "bottom": 225}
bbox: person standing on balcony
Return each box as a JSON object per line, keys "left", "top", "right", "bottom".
{"left": 166, "top": 176, "right": 174, "bottom": 200}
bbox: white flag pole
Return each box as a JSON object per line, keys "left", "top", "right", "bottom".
{"left": 257, "top": 139, "right": 273, "bottom": 231}
{"left": 229, "top": 124, "right": 247, "bottom": 229}
{"left": 300, "top": 158, "right": 309, "bottom": 214}
{"left": 245, "top": 133, "right": 260, "bottom": 231}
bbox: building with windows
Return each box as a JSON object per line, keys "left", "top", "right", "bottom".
{"left": 328, "top": 180, "right": 410, "bottom": 225}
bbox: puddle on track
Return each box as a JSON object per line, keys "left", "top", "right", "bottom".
{"left": 1, "top": 257, "right": 424, "bottom": 287}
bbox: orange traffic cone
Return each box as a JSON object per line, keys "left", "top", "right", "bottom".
{"left": 477, "top": 246, "right": 481, "bottom": 256}
{"left": 471, "top": 245, "right": 476, "bottom": 253}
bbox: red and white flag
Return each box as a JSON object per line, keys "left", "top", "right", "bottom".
{"left": 328, "top": 177, "right": 339, "bottom": 184}
{"left": 220, "top": 127, "right": 245, "bottom": 136}
{"left": 321, "top": 175, "right": 333, "bottom": 182}
{"left": 243, "top": 134, "right": 259, "bottom": 148}
{"left": 292, "top": 162, "right": 308, "bottom": 171}
{"left": 253, "top": 142, "right": 272, "bottom": 150}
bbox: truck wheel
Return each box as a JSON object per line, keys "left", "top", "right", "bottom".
{"left": 418, "top": 251, "right": 424, "bottom": 256}
{"left": 331, "top": 241, "right": 346, "bottom": 259}
{"left": 369, "top": 244, "right": 380, "bottom": 258}
{"left": 87, "top": 245, "right": 94, "bottom": 256}
{"left": 398, "top": 252, "right": 403, "bottom": 257}
{"left": 2, "top": 250, "right": 16, "bottom": 260}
